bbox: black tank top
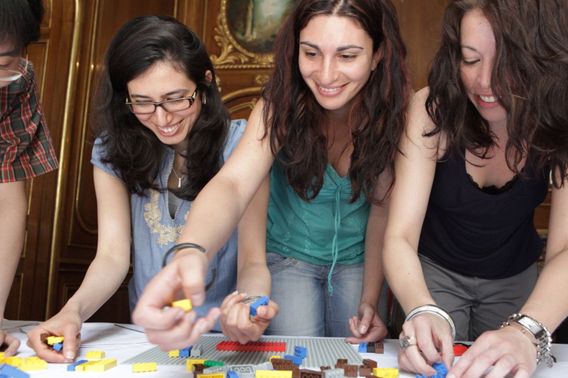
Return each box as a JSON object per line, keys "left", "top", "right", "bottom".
{"left": 418, "top": 152, "right": 549, "bottom": 279}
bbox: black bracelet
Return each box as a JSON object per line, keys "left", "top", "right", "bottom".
{"left": 161, "top": 242, "right": 216, "bottom": 291}
{"left": 162, "top": 242, "right": 206, "bottom": 268}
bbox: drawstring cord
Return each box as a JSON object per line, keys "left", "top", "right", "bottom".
{"left": 327, "top": 187, "right": 341, "bottom": 295}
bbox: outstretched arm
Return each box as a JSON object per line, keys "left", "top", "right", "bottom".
{"left": 27, "top": 168, "right": 132, "bottom": 362}
{"left": 383, "top": 88, "right": 453, "bottom": 376}
{"left": 133, "top": 100, "right": 276, "bottom": 348}
{"left": 0, "top": 181, "right": 26, "bottom": 355}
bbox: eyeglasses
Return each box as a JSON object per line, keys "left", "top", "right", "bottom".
{"left": 126, "top": 89, "right": 198, "bottom": 115}
{"left": 0, "top": 55, "right": 29, "bottom": 85}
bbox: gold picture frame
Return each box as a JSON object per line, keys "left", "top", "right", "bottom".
{"left": 211, "top": 0, "right": 295, "bottom": 69}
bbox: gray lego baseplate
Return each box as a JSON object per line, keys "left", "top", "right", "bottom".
{"left": 124, "top": 334, "right": 362, "bottom": 367}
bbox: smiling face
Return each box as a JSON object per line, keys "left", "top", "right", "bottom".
{"left": 126, "top": 60, "right": 203, "bottom": 152}
{"left": 298, "top": 15, "right": 380, "bottom": 117}
{"left": 459, "top": 8, "right": 507, "bottom": 128}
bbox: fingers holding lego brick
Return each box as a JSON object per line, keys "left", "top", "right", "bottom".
{"left": 133, "top": 251, "right": 209, "bottom": 332}
{"left": 221, "top": 293, "right": 278, "bottom": 344}
{"left": 0, "top": 330, "right": 20, "bottom": 356}
{"left": 26, "top": 310, "right": 82, "bottom": 363}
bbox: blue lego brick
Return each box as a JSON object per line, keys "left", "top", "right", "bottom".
{"left": 294, "top": 346, "right": 307, "bottom": 359}
{"left": 67, "top": 359, "right": 88, "bottom": 371}
{"left": 227, "top": 370, "right": 239, "bottom": 378}
{"left": 283, "top": 354, "right": 302, "bottom": 366}
{"left": 53, "top": 342, "right": 63, "bottom": 352}
{"left": 416, "top": 362, "right": 448, "bottom": 378}
{"left": 0, "top": 364, "right": 30, "bottom": 378}
{"left": 358, "top": 342, "right": 368, "bottom": 353}
{"left": 180, "top": 346, "right": 192, "bottom": 358}
{"left": 249, "top": 296, "right": 270, "bottom": 317}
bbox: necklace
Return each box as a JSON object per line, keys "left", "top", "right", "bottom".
{"left": 171, "top": 167, "right": 184, "bottom": 189}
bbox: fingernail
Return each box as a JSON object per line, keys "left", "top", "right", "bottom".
{"left": 359, "top": 325, "right": 367, "bottom": 333}
{"left": 232, "top": 290, "right": 239, "bottom": 295}
{"left": 64, "top": 352, "right": 75, "bottom": 360}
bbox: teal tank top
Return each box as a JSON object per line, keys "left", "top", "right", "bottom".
{"left": 266, "top": 160, "right": 369, "bottom": 267}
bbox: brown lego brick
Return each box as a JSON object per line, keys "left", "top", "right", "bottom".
{"left": 334, "top": 359, "right": 348, "bottom": 369}
{"left": 359, "top": 366, "right": 372, "bottom": 376}
{"left": 362, "top": 359, "right": 377, "bottom": 368}
{"left": 366, "top": 342, "right": 384, "bottom": 354}
{"left": 319, "top": 366, "right": 331, "bottom": 371}
{"left": 272, "top": 359, "right": 295, "bottom": 370}
{"left": 343, "top": 364, "right": 358, "bottom": 377}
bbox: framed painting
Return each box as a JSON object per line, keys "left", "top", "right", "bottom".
{"left": 211, "top": 0, "right": 295, "bottom": 68}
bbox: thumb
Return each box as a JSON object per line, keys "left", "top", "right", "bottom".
{"left": 61, "top": 327, "right": 81, "bottom": 362}
{"left": 358, "top": 307, "right": 374, "bottom": 334}
{"left": 177, "top": 253, "right": 209, "bottom": 307}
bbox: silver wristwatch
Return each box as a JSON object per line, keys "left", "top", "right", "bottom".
{"left": 505, "top": 313, "right": 554, "bottom": 368}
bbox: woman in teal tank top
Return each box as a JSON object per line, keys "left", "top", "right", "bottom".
{"left": 132, "top": 0, "right": 411, "bottom": 346}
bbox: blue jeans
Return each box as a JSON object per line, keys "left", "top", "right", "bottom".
{"left": 265, "top": 252, "right": 363, "bottom": 337}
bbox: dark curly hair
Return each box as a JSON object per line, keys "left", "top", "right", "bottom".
{"left": 263, "top": 0, "right": 410, "bottom": 203}
{"left": 91, "top": 16, "right": 229, "bottom": 200}
{"left": 0, "top": 0, "right": 44, "bottom": 49}
{"left": 425, "top": 0, "right": 546, "bottom": 174}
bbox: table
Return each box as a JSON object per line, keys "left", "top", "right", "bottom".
{"left": 2, "top": 320, "right": 568, "bottom": 377}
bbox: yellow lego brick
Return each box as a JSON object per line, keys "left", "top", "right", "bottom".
{"left": 172, "top": 299, "right": 193, "bottom": 312}
{"left": 168, "top": 349, "right": 180, "bottom": 358}
{"left": 85, "top": 350, "right": 106, "bottom": 359}
{"left": 270, "top": 355, "right": 282, "bottom": 361}
{"left": 197, "top": 373, "right": 226, "bottom": 378}
{"left": 372, "top": 367, "right": 399, "bottom": 378}
{"left": 186, "top": 358, "right": 206, "bottom": 371}
{"left": 0, "top": 352, "right": 4, "bottom": 359}
{"left": 46, "top": 336, "right": 65, "bottom": 345}
{"left": 20, "top": 357, "right": 48, "bottom": 371}
{"left": 3, "top": 356, "right": 22, "bottom": 367}
{"left": 83, "top": 358, "right": 117, "bottom": 372}
{"left": 76, "top": 361, "right": 97, "bottom": 371}
{"left": 132, "top": 362, "right": 158, "bottom": 373}
{"left": 256, "top": 370, "right": 293, "bottom": 378}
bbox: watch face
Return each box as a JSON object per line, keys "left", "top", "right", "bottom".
{"left": 517, "top": 316, "right": 546, "bottom": 339}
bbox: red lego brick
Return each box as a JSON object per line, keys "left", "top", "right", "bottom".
{"left": 453, "top": 343, "right": 470, "bottom": 357}
{"left": 216, "top": 341, "right": 287, "bottom": 352}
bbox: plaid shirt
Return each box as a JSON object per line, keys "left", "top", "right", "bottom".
{"left": 0, "top": 60, "right": 58, "bottom": 182}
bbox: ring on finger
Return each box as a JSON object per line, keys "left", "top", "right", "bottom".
{"left": 399, "top": 335, "right": 417, "bottom": 349}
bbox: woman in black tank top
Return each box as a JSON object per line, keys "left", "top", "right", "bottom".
{"left": 383, "top": 1, "right": 568, "bottom": 377}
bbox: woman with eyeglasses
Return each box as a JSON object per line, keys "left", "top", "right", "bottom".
{"left": 27, "top": 15, "right": 273, "bottom": 362}
{"left": 0, "top": 0, "right": 58, "bottom": 356}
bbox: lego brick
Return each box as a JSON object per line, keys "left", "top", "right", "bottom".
{"left": 132, "top": 362, "right": 158, "bottom": 373}
{"left": 46, "top": 336, "right": 64, "bottom": 346}
{"left": 254, "top": 362, "right": 274, "bottom": 371}
{"left": 362, "top": 359, "right": 377, "bottom": 368}
{"left": 283, "top": 354, "right": 302, "bottom": 366}
{"left": 359, "top": 366, "right": 372, "bottom": 376}
{"left": 334, "top": 359, "right": 347, "bottom": 369}
{"left": 217, "top": 341, "right": 287, "bottom": 353}
{"left": 256, "top": 370, "right": 292, "bottom": 378}
{"left": 373, "top": 367, "right": 399, "bottom": 378}
{"left": 172, "top": 299, "right": 193, "bottom": 312}
{"left": 249, "top": 296, "right": 270, "bottom": 317}
{"left": 203, "top": 365, "right": 228, "bottom": 374}
{"left": 453, "top": 343, "right": 469, "bottom": 357}
{"left": 85, "top": 350, "right": 106, "bottom": 360}
{"left": 2, "top": 356, "right": 22, "bottom": 367}
{"left": 299, "top": 369, "right": 322, "bottom": 378}
{"left": 187, "top": 359, "right": 207, "bottom": 372}
{"left": 227, "top": 371, "right": 239, "bottom": 378}
{"left": 293, "top": 346, "right": 307, "bottom": 359}
{"left": 194, "top": 364, "right": 206, "bottom": 374}
{"left": 0, "top": 364, "right": 29, "bottom": 378}
{"left": 197, "top": 373, "right": 226, "bottom": 378}
{"left": 204, "top": 360, "right": 225, "bottom": 367}
{"left": 358, "top": 342, "right": 368, "bottom": 353}
{"left": 169, "top": 350, "right": 180, "bottom": 358}
{"left": 366, "top": 342, "right": 384, "bottom": 354}
{"left": 19, "top": 357, "right": 47, "bottom": 371}
{"left": 67, "top": 360, "right": 88, "bottom": 372}
{"left": 79, "top": 358, "right": 117, "bottom": 372}
{"left": 322, "top": 368, "right": 344, "bottom": 378}
{"left": 272, "top": 358, "right": 295, "bottom": 370}
{"left": 343, "top": 364, "right": 358, "bottom": 377}
{"left": 192, "top": 344, "right": 203, "bottom": 357}
{"left": 180, "top": 347, "right": 191, "bottom": 358}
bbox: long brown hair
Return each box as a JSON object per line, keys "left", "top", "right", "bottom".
{"left": 426, "top": 0, "right": 545, "bottom": 173}
{"left": 263, "top": 0, "right": 409, "bottom": 203}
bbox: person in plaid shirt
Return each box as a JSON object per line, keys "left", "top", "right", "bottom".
{"left": 0, "top": 0, "right": 58, "bottom": 355}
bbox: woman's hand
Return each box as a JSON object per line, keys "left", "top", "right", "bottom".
{"left": 132, "top": 250, "right": 219, "bottom": 350}
{"left": 0, "top": 329, "right": 20, "bottom": 356}
{"left": 27, "top": 309, "right": 82, "bottom": 363}
{"left": 220, "top": 291, "right": 278, "bottom": 344}
{"left": 397, "top": 313, "right": 454, "bottom": 376}
{"left": 448, "top": 326, "right": 536, "bottom": 378}
{"left": 346, "top": 302, "right": 388, "bottom": 343}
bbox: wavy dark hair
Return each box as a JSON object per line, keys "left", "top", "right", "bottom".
{"left": 425, "top": 0, "right": 543, "bottom": 173}
{"left": 263, "top": 0, "right": 409, "bottom": 203}
{"left": 526, "top": 0, "right": 568, "bottom": 186}
{"left": 91, "top": 16, "right": 229, "bottom": 200}
{"left": 0, "top": 0, "right": 44, "bottom": 49}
